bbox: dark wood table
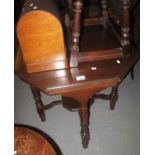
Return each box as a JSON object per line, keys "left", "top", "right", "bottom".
{"left": 14, "top": 126, "right": 58, "bottom": 155}
{"left": 15, "top": 49, "right": 139, "bottom": 148}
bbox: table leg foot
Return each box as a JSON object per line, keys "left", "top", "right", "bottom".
{"left": 39, "top": 112, "right": 46, "bottom": 122}
{"left": 81, "top": 126, "right": 90, "bottom": 148}
{"left": 110, "top": 86, "right": 118, "bottom": 110}
{"left": 79, "top": 101, "right": 90, "bottom": 148}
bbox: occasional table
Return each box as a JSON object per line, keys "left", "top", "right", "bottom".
{"left": 15, "top": 48, "right": 139, "bottom": 148}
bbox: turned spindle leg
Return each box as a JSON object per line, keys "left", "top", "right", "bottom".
{"left": 110, "top": 86, "right": 118, "bottom": 110}
{"left": 30, "top": 85, "right": 46, "bottom": 122}
{"left": 70, "top": 0, "right": 83, "bottom": 67}
{"left": 79, "top": 99, "right": 90, "bottom": 148}
{"left": 121, "top": 0, "right": 130, "bottom": 56}
{"left": 63, "top": 88, "right": 106, "bottom": 148}
{"left": 101, "top": 0, "right": 109, "bottom": 28}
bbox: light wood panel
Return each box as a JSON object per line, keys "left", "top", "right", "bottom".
{"left": 17, "top": 10, "right": 68, "bottom": 73}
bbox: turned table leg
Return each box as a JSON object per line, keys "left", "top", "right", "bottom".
{"left": 110, "top": 86, "right": 118, "bottom": 110}
{"left": 30, "top": 85, "right": 46, "bottom": 122}
{"left": 121, "top": 0, "right": 130, "bottom": 56}
{"left": 79, "top": 98, "right": 90, "bottom": 148}
{"left": 70, "top": 0, "right": 83, "bottom": 67}
{"left": 101, "top": 0, "right": 109, "bottom": 28}
{"left": 63, "top": 87, "right": 105, "bottom": 148}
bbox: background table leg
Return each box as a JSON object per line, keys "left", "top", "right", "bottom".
{"left": 110, "top": 86, "right": 118, "bottom": 110}
{"left": 30, "top": 85, "right": 46, "bottom": 122}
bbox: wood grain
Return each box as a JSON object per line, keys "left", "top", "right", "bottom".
{"left": 17, "top": 10, "right": 68, "bottom": 73}
{"left": 14, "top": 127, "right": 56, "bottom": 155}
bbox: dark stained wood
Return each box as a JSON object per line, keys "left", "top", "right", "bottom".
{"left": 43, "top": 100, "right": 62, "bottom": 110}
{"left": 83, "top": 17, "right": 103, "bottom": 26}
{"left": 79, "top": 25, "right": 123, "bottom": 53}
{"left": 15, "top": 49, "right": 139, "bottom": 97}
{"left": 121, "top": 0, "right": 130, "bottom": 56}
{"left": 62, "top": 85, "right": 119, "bottom": 111}
{"left": 93, "top": 85, "right": 118, "bottom": 110}
{"left": 109, "top": 86, "right": 118, "bottom": 110}
{"left": 65, "top": 0, "right": 74, "bottom": 17}
{"left": 70, "top": 0, "right": 83, "bottom": 67}
{"left": 79, "top": 49, "right": 123, "bottom": 62}
{"left": 14, "top": 127, "right": 57, "bottom": 155}
{"left": 30, "top": 85, "right": 46, "bottom": 122}
{"left": 70, "top": 24, "right": 124, "bottom": 64}
{"left": 64, "top": 0, "right": 132, "bottom": 67}
{"left": 101, "top": 0, "right": 109, "bottom": 28}
{"left": 130, "top": 65, "right": 134, "bottom": 80}
{"left": 30, "top": 84, "right": 63, "bottom": 121}
{"left": 62, "top": 96, "right": 79, "bottom": 111}
{"left": 16, "top": 62, "right": 120, "bottom": 95}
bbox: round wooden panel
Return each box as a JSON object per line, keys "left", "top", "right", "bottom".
{"left": 14, "top": 127, "right": 56, "bottom": 155}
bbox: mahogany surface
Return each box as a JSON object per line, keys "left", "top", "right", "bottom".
{"left": 79, "top": 25, "right": 123, "bottom": 61}
{"left": 16, "top": 50, "right": 138, "bottom": 95}
{"left": 14, "top": 127, "right": 57, "bottom": 155}
{"left": 80, "top": 25, "right": 121, "bottom": 51}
